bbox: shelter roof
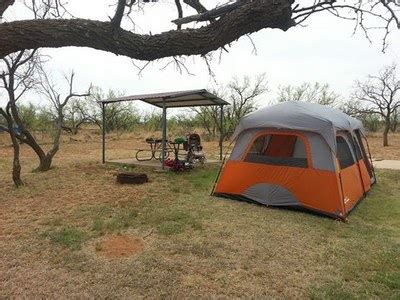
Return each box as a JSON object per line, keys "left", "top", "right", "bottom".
{"left": 99, "top": 89, "right": 229, "bottom": 108}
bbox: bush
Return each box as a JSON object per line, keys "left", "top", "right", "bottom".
{"left": 18, "top": 103, "right": 53, "bottom": 131}
{"left": 360, "top": 114, "right": 381, "bottom": 133}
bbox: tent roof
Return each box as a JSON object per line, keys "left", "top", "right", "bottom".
{"left": 99, "top": 89, "right": 229, "bottom": 108}
{"left": 233, "top": 101, "right": 364, "bottom": 151}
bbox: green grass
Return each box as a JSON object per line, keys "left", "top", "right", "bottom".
{"left": 155, "top": 210, "right": 203, "bottom": 235}
{"left": 91, "top": 209, "right": 138, "bottom": 233}
{"left": 44, "top": 227, "right": 87, "bottom": 251}
{"left": 306, "top": 170, "right": 400, "bottom": 299}
{"left": 11, "top": 166, "right": 400, "bottom": 298}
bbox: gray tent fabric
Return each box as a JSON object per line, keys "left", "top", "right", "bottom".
{"left": 230, "top": 128, "right": 261, "bottom": 161}
{"left": 232, "top": 101, "right": 364, "bottom": 152}
{"left": 304, "top": 131, "right": 336, "bottom": 171}
{"left": 229, "top": 128, "right": 336, "bottom": 171}
{"left": 243, "top": 183, "right": 300, "bottom": 206}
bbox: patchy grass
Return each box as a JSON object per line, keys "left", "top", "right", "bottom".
{"left": 95, "top": 209, "right": 138, "bottom": 232}
{"left": 306, "top": 170, "right": 400, "bottom": 299}
{"left": 155, "top": 210, "right": 203, "bottom": 235}
{"left": 0, "top": 134, "right": 399, "bottom": 298}
{"left": 43, "top": 227, "right": 87, "bottom": 251}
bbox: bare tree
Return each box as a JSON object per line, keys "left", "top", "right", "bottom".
{"left": 0, "top": 51, "right": 90, "bottom": 172}
{"left": 0, "top": 106, "right": 23, "bottom": 187}
{"left": 62, "top": 98, "right": 98, "bottom": 135}
{"left": 0, "top": 0, "right": 77, "bottom": 183}
{"left": 0, "top": 1, "right": 399, "bottom": 61}
{"left": 341, "top": 99, "right": 381, "bottom": 132}
{"left": 277, "top": 82, "right": 341, "bottom": 107}
{"left": 353, "top": 64, "right": 400, "bottom": 146}
{"left": 0, "top": 50, "right": 39, "bottom": 185}
{"left": 224, "top": 74, "right": 269, "bottom": 136}
{"left": 193, "top": 74, "right": 268, "bottom": 139}
{"left": 36, "top": 67, "right": 91, "bottom": 167}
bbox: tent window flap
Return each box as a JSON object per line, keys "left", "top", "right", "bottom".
{"left": 336, "top": 136, "right": 356, "bottom": 169}
{"left": 245, "top": 134, "right": 308, "bottom": 168}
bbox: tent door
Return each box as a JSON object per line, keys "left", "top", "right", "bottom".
{"left": 354, "top": 130, "right": 375, "bottom": 182}
{"left": 336, "top": 135, "right": 365, "bottom": 212}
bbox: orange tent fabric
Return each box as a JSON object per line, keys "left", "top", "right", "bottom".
{"left": 264, "top": 135, "right": 297, "bottom": 157}
{"left": 213, "top": 102, "right": 376, "bottom": 219}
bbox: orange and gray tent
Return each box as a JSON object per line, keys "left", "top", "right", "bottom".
{"left": 213, "top": 101, "right": 376, "bottom": 219}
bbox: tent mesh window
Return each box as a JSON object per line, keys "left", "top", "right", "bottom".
{"left": 245, "top": 134, "right": 308, "bottom": 168}
{"left": 355, "top": 130, "right": 373, "bottom": 177}
{"left": 336, "top": 136, "right": 356, "bottom": 169}
{"left": 344, "top": 132, "right": 362, "bottom": 161}
{"left": 353, "top": 138, "right": 363, "bottom": 160}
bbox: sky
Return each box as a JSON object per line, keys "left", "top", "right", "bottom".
{"left": 2, "top": 0, "right": 400, "bottom": 110}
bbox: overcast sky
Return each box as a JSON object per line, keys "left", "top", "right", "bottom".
{"left": 3, "top": 0, "right": 400, "bottom": 110}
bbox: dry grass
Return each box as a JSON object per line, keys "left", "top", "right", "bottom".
{"left": 0, "top": 129, "right": 399, "bottom": 298}
{"left": 365, "top": 132, "right": 400, "bottom": 160}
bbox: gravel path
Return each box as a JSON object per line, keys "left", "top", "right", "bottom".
{"left": 373, "top": 160, "right": 400, "bottom": 170}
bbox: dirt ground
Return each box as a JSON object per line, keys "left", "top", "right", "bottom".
{"left": 0, "top": 129, "right": 399, "bottom": 298}
{"left": 95, "top": 234, "right": 144, "bottom": 259}
{"left": 1, "top": 129, "right": 399, "bottom": 162}
{"left": 364, "top": 132, "right": 400, "bottom": 160}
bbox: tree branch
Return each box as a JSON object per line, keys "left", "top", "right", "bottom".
{"left": 183, "top": 0, "right": 207, "bottom": 14}
{"left": 175, "top": 0, "right": 183, "bottom": 30}
{"left": 0, "top": 0, "right": 15, "bottom": 18}
{"left": 172, "top": 0, "right": 247, "bottom": 26}
{"left": 0, "top": 0, "right": 294, "bottom": 60}
{"left": 111, "top": 0, "right": 126, "bottom": 29}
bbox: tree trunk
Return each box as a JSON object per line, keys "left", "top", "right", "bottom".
{"left": 10, "top": 107, "right": 61, "bottom": 172}
{"left": 383, "top": 123, "right": 390, "bottom": 147}
{"left": 12, "top": 140, "right": 23, "bottom": 187}
{"left": 391, "top": 122, "right": 398, "bottom": 133}
{"left": 35, "top": 124, "right": 61, "bottom": 172}
{"left": 390, "top": 114, "right": 398, "bottom": 133}
{"left": 19, "top": 133, "right": 51, "bottom": 171}
{"left": 36, "top": 153, "right": 54, "bottom": 172}
{"left": 12, "top": 128, "right": 59, "bottom": 172}
{"left": 35, "top": 114, "right": 63, "bottom": 172}
{"left": 0, "top": 108, "right": 23, "bottom": 187}
{"left": 7, "top": 86, "right": 53, "bottom": 172}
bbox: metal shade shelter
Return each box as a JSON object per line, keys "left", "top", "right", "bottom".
{"left": 99, "top": 89, "right": 229, "bottom": 169}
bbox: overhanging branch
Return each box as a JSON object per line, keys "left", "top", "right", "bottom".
{"left": 0, "top": 0, "right": 15, "bottom": 18}
{"left": 0, "top": 0, "right": 294, "bottom": 60}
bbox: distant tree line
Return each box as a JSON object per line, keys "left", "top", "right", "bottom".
{"left": 275, "top": 67, "right": 400, "bottom": 146}
{"left": 1, "top": 67, "right": 399, "bottom": 187}
{"left": 0, "top": 74, "right": 268, "bottom": 140}
{"left": 2, "top": 72, "right": 398, "bottom": 143}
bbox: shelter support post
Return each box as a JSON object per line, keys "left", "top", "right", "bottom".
{"left": 161, "top": 99, "right": 167, "bottom": 170}
{"left": 102, "top": 103, "right": 106, "bottom": 164}
{"left": 219, "top": 105, "right": 224, "bottom": 161}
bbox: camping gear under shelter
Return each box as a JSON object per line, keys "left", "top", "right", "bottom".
{"left": 99, "top": 89, "right": 229, "bottom": 169}
{"left": 213, "top": 101, "right": 376, "bottom": 219}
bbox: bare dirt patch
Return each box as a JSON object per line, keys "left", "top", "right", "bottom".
{"left": 95, "top": 234, "right": 144, "bottom": 259}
